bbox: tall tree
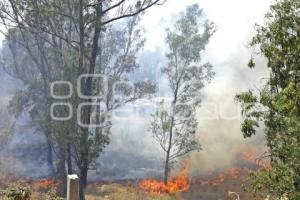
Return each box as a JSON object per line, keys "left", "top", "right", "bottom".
{"left": 235, "top": 0, "right": 300, "bottom": 199}
{"left": 0, "top": 0, "right": 164, "bottom": 199}
{"left": 151, "top": 4, "right": 215, "bottom": 184}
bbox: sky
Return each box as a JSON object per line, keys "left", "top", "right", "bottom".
{"left": 140, "top": 0, "right": 274, "bottom": 100}
{"left": 142, "top": 0, "right": 273, "bottom": 57}
{"left": 140, "top": 0, "right": 275, "bottom": 98}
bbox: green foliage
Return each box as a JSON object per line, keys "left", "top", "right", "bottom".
{"left": 248, "top": 58, "right": 256, "bottom": 68}
{"left": 46, "top": 189, "right": 64, "bottom": 200}
{"left": 4, "top": 183, "right": 31, "bottom": 200}
{"left": 235, "top": 0, "right": 300, "bottom": 198}
{"left": 8, "top": 90, "right": 31, "bottom": 118}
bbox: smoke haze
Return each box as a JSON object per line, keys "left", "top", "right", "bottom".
{"left": 0, "top": 0, "right": 275, "bottom": 180}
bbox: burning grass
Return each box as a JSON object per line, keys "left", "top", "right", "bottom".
{"left": 0, "top": 176, "right": 264, "bottom": 200}
{"left": 139, "top": 174, "right": 190, "bottom": 194}
{"left": 196, "top": 167, "right": 248, "bottom": 186}
{"left": 138, "top": 149, "right": 271, "bottom": 196}
{"left": 139, "top": 161, "right": 190, "bottom": 194}
{"left": 241, "top": 150, "right": 272, "bottom": 170}
{"left": 31, "top": 179, "right": 62, "bottom": 189}
{"left": 0, "top": 149, "right": 270, "bottom": 199}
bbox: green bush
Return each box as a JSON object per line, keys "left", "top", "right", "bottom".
{"left": 46, "top": 189, "right": 64, "bottom": 200}
{"left": 4, "top": 183, "right": 31, "bottom": 200}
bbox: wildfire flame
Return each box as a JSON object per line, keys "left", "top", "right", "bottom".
{"left": 196, "top": 149, "right": 272, "bottom": 186}
{"left": 33, "top": 178, "right": 62, "bottom": 189}
{"left": 196, "top": 167, "right": 247, "bottom": 186}
{"left": 140, "top": 149, "right": 272, "bottom": 192}
{"left": 241, "top": 150, "right": 272, "bottom": 170}
{"left": 139, "top": 161, "right": 190, "bottom": 194}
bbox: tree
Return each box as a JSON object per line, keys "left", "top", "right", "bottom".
{"left": 0, "top": 0, "right": 164, "bottom": 199}
{"left": 151, "top": 4, "right": 215, "bottom": 184}
{"left": 235, "top": 0, "right": 300, "bottom": 199}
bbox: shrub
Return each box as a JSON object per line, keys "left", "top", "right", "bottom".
{"left": 46, "top": 189, "right": 64, "bottom": 200}
{"left": 4, "top": 183, "right": 31, "bottom": 200}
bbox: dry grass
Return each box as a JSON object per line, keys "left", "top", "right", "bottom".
{"left": 85, "top": 183, "right": 175, "bottom": 200}
{"left": 0, "top": 178, "right": 264, "bottom": 200}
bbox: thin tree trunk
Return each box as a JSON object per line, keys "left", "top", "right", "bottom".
{"left": 56, "top": 151, "right": 67, "bottom": 197}
{"left": 67, "top": 143, "right": 73, "bottom": 174}
{"left": 79, "top": 164, "right": 88, "bottom": 200}
{"left": 164, "top": 87, "right": 178, "bottom": 184}
{"left": 46, "top": 139, "right": 54, "bottom": 173}
{"left": 164, "top": 115, "right": 174, "bottom": 184}
{"left": 164, "top": 151, "right": 170, "bottom": 184}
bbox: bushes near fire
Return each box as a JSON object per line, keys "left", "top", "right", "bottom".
{"left": 235, "top": 0, "right": 300, "bottom": 199}
{"left": 3, "top": 183, "right": 31, "bottom": 200}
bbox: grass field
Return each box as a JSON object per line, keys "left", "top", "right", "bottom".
{"left": 0, "top": 177, "right": 264, "bottom": 200}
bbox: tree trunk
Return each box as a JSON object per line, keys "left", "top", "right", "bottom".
{"left": 164, "top": 118, "right": 174, "bottom": 185}
{"left": 77, "top": 2, "right": 102, "bottom": 200}
{"left": 46, "top": 139, "right": 54, "bottom": 173}
{"left": 78, "top": 3, "right": 102, "bottom": 199}
{"left": 79, "top": 165, "right": 88, "bottom": 200}
{"left": 56, "top": 153, "right": 67, "bottom": 197}
{"left": 164, "top": 99, "right": 176, "bottom": 184}
{"left": 79, "top": 181, "right": 85, "bottom": 200}
{"left": 67, "top": 143, "right": 73, "bottom": 174}
{"left": 164, "top": 152, "right": 170, "bottom": 184}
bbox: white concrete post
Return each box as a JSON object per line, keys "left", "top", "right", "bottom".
{"left": 67, "top": 174, "right": 79, "bottom": 200}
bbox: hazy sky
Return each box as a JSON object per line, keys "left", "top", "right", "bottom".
{"left": 0, "top": 0, "right": 274, "bottom": 65}
{"left": 142, "top": 0, "right": 273, "bottom": 61}
{"left": 140, "top": 0, "right": 275, "bottom": 97}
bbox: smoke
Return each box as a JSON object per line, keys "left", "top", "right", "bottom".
{"left": 190, "top": 56, "right": 269, "bottom": 175}
{"left": 0, "top": 67, "right": 51, "bottom": 179}
{"left": 0, "top": 0, "right": 276, "bottom": 180}
{"left": 0, "top": 109, "right": 52, "bottom": 179}
{"left": 139, "top": 0, "right": 274, "bottom": 175}
{"left": 190, "top": 56, "right": 270, "bottom": 173}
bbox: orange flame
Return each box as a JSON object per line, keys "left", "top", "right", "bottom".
{"left": 33, "top": 178, "right": 62, "bottom": 189}
{"left": 140, "top": 149, "right": 272, "bottom": 191}
{"left": 241, "top": 150, "right": 272, "bottom": 170}
{"left": 139, "top": 161, "right": 190, "bottom": 194}
{"left": 197, "top": 167, "right": 246, "bottom": 186}
{"left": 196, "top": 149, "right": 272, "bottom": 186}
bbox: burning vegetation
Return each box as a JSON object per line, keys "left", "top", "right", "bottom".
{"left": 32, "top": 179, "right": 62, "bottom": 189}
{"left": 139, "top": 162, "right": 190, "bottom": 194}
{"left": 139, "top": 149, "right": 271, "bottom": 194}
{"left": 196, "top": 167, "right": 247, "bottom": 186}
